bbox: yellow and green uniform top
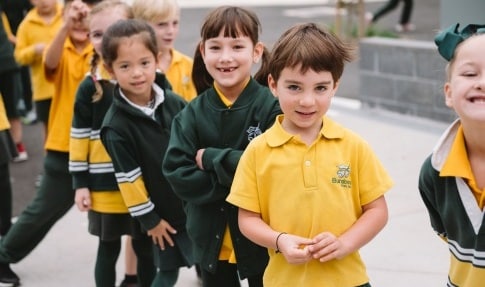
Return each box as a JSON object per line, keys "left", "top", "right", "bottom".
{"left": 101, "top": 73, "right": 187, "bottom": 231}
{"left": 419, "top": 119, "right": 485, "bottom": 287}
{"left": 227, "top": 115, "right": 393, "bottom": 287}
{"left": 14, "top": 3, "right": 63, "bottom": 102}
{"left": 69, "top": 63, "right": 128, "bottom": 213}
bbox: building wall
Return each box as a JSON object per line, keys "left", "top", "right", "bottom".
{"left": 358, "top": 37, "right": 456, "bottom": 123}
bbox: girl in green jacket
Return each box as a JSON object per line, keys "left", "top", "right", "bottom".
{"left": 163, "top": 6, "right": 281, "bottom": 287}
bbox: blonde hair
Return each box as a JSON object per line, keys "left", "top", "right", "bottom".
{"left": 132, "top": 0, "right": 179, "bottom": 22}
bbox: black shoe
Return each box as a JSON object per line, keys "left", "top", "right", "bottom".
{"left": 119, "top": 279, "right": 139, "bottom": 287}
{"left": 0, "top": 263, "right": 20, "bottom": 287}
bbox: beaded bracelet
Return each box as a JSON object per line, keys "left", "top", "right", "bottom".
{"left": 275, "top": 232, "right": 287, "bottom": 253}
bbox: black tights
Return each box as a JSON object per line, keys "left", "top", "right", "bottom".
{"left": 0, "top": 163, "right": 12, "bottom": 236}
{"left": 95, "top": 235, "right": 155, "bottom": 287}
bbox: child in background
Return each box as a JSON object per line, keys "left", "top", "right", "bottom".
{"left": 14, "top": 0, "right": 63, "bottom": 139}
{"left": 0, "top": 4, "right": 27, "bottom": 163}
{"left": 419, "top": 23, "right": 485, "bottom": 287}
{"left": 132, "top": 0, "right": 197, "bottom": 102}
{"left": 162, "top": 6, "right": 281, "bottom": 287}
{"left": 0, "top": 97, "right": 17, "bottom": 237}
{"left": 2, "top": 0, "right": 35, "bottom": 126}
{"left": 100, "top": 19, "right": 193, "bottom": 287}
{"left": 69, "top": 2, "right": 157, "bottom": 287}
{"left": 0, "top": 0, "right": 98, "bottom": 285}
{"left": 227, "top": 23, "right": 393, "bottom": 287}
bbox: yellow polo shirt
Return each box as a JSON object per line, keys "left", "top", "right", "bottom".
{"left": 44, "top": 38, "right": 93, "bottom": 152}
{"left": 14, "top": 4, "right": 63, "bottom": 101}
{"left": 166, "top": 49, "right": 197, "bottom": 102}
{"left": 227, "top": 115, "right": 393, "bottom": 287}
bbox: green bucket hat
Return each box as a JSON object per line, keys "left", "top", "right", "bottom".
{"left": 434, "top": 23, "right": 485, "bottom": 61}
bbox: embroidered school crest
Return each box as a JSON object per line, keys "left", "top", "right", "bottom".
{"left": 332, "top": 164, "right": 351, "bottom": 188}
{"left": 246, "top": 123, "right": 262, "bottom": 141}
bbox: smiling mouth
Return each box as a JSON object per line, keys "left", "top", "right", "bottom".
{"left": 297, "top": 111, "right": 316, "bottom": 116}
{"left": 218, "top": 67, "right": 236, "bottom": 72}
{"left": 469, "top": 96, "right": 485, "bottom": 103}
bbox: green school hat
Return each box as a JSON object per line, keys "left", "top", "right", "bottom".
{"left": 434, "top": 23, "right": 485, "bottom": 61}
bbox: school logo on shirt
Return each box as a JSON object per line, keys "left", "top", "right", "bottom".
{"left": 332, "top": 164, "right": 351, "bottom": 188}
{"left": 247, "top": 123, "right": 262, "bottom": 141}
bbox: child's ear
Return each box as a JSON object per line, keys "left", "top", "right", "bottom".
{"left": 268, "top": 74, "right": 277, "bottom": 97}
{"left": 104, "top": 63, "right": 115, "bottom": 79}
{"left": 444, "top": 82, "right": 453, "bottom": 108}
{"left": 253, "top": 42, "right": 264, "bottom": 63}
{"left": 199, "top": 42, "right": 205, "bottom": 60}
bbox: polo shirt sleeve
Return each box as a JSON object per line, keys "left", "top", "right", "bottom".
{"left": 226, "top": 142, "right": 261, "bottom": 213}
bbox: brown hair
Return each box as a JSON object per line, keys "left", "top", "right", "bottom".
{"left": 191, "top": 6, "right": 270, "bottom": 93}
{"left": 89, "top": 0, "right": 134, "bottom": 102}
{"left": 101, "top": 19, "right": 158, "bottom": 67}
{"left": 268, "top": 22, "right": 354, "bottom": 84}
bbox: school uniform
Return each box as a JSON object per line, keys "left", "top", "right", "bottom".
{"left": 162, "top": 78, "right": 281, "bottom": 280}
{"left": 14, "top": 3, "right": 62, "bottom": 123}
{"left": 0, "top": 38, "right": 92, "bottom": 264}
{"left": 419, "top": 119, "right": 485, "bottom": 286}
{"left": 0, "top": 97, "right": 16, "bottom": 236}
{"left": 165, "top": 49, "right": 197, "bottom": 102}
{"left": 227, "top": 115, "right": 393, "bottom": 287}
{"left": 0, "top": 5, "right": 22, "bottom": 119}
{"left": 100, "top": 79, "right": 193, "bottom": 277}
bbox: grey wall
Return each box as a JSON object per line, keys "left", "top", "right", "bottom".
{"left": 358, "top": 37, "right": 456, "bottom": 123}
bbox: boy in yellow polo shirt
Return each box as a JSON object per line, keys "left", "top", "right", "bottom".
{"left": 227, "top": 23, "right": 393, "bottom": 287}
{"left": 0, "top": 0, "right": 99, "bottom": 285}
{"left": 14, "top": 0, "right": 63, "bottom": 139}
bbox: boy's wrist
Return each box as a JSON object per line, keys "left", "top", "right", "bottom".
{"left": 275, "top": 232, "right": 287, "bottom": 253}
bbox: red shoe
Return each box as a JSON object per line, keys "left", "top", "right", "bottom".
{"left": 12, "top": 143, "right": 28, "bottom": 163}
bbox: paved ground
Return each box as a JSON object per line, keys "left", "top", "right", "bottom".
{"left": 6, "top": 0, "right": 451, "bottom": 286}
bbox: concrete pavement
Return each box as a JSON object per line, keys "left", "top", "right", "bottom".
{"left": 9, "top": 99, "right": 451, "bottom": 287}
{"left": 7, "top": 0, "right": 452, "bottom": 286}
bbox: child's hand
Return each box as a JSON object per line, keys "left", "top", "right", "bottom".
{"left": 195, "top": 148, "right": 205, "bottom": 170}
{"left": 277, "top": 233, "right": 314, "bottom": 264}
{"left": 34, "top": 43, "right": 46, "bottom": 56}
{"left": 65, "top": 0, "right": 90, "bottom": 28}
{"left": 74, "top": 187, "right": 91, "bottom": 211}
{"left": 307, "top": 232, "right": 350, "bottom": 262}
{"left": 147, "top": 219, "right": 177, "bottom": 250}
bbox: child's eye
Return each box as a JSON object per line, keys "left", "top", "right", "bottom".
{"left": 142, "top": 60, "right": 151, "bottom": 66}
{"left": 233, "top": 45, "right": 244, "bottom": 50}
{"left": 119, "top": 64, "right": 129, "bottom": 70}
{"left": 156, "top": 22, "right": 168, "bottom": 28}
{"left": 208, "top": 45, "right": 220, "bottom": 51}
{"left": 462, "top": 72, "right": 477, "bottom": 77}
{"left": 90, "top": 32, "right": 103, "bottom": 39}
{"left": 315, "top": 85, "right": 328, "bottom": 92}
{"left": 287, "top": 85, "right": 300, "bottom": 91}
